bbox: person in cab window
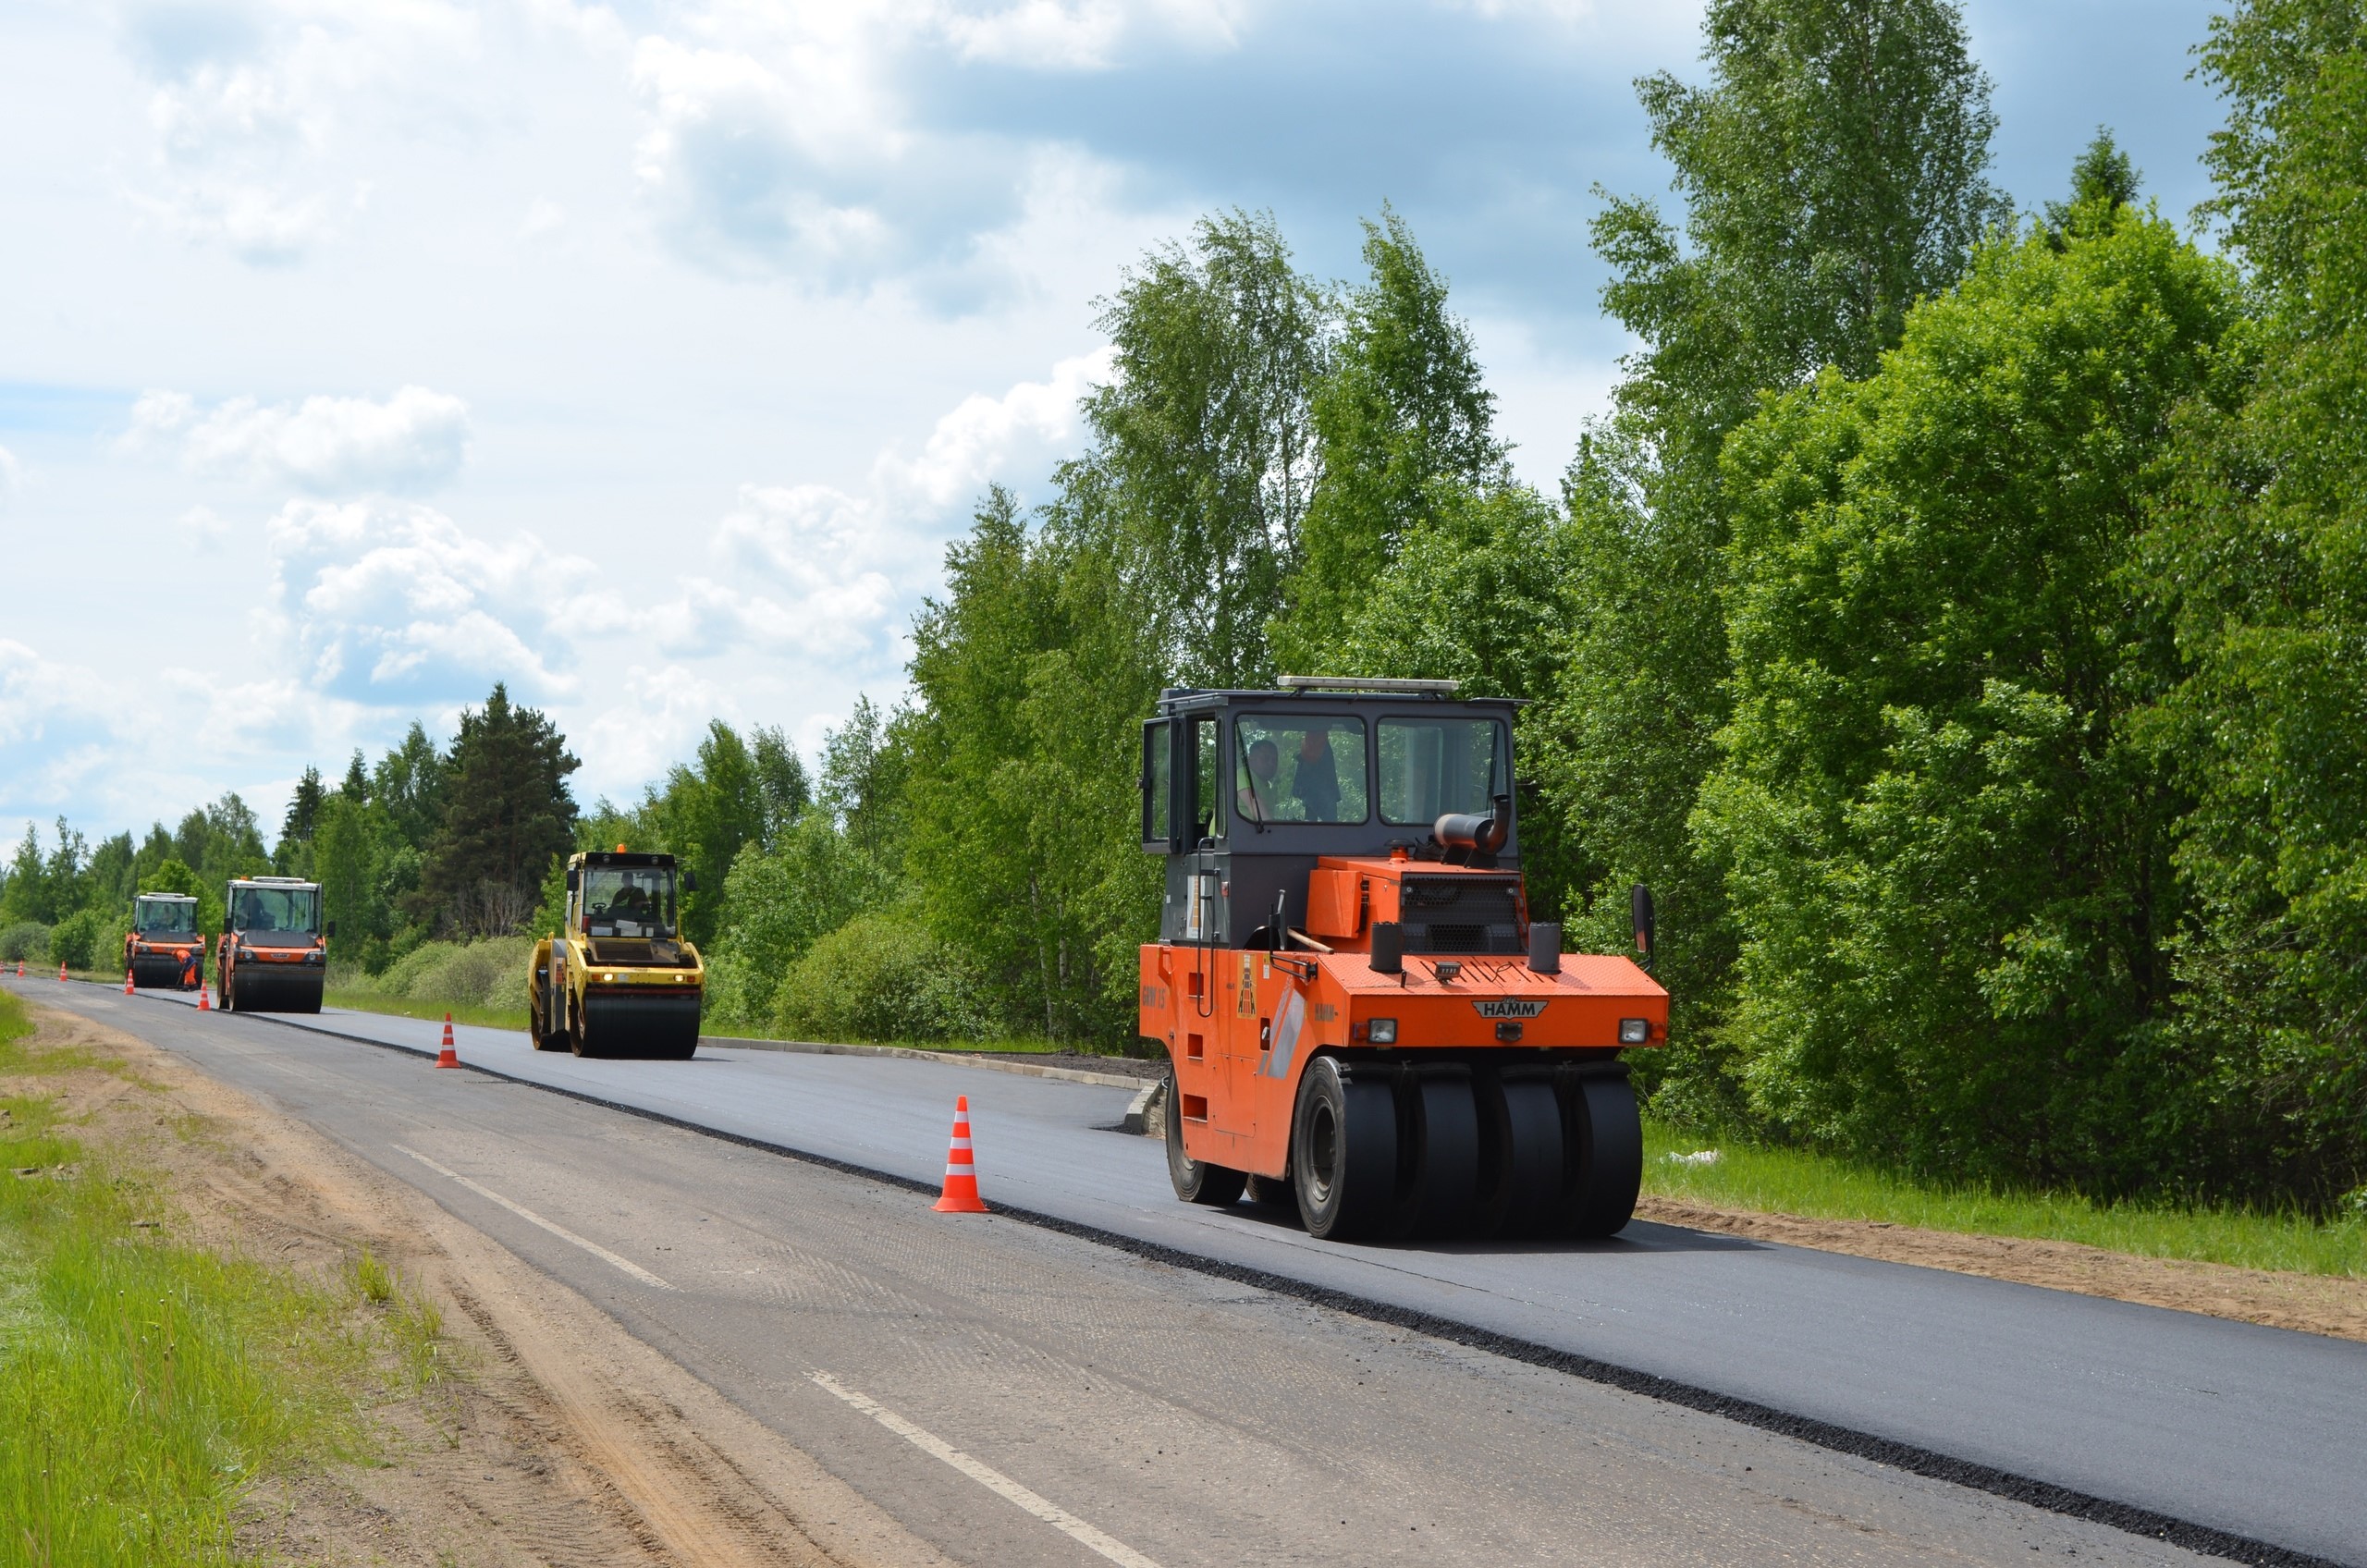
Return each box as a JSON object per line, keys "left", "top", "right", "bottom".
{"left": 1238, "top": 738, "right": 1282, "bottom": 823}
{"left": 1292, "top": 729, "right": 1341, "bottom": 822}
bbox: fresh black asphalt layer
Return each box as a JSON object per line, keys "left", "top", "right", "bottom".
{"left": 33, "top": 978, "right": 2367, "bottom": 1566}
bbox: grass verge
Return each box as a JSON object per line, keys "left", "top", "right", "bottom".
{"left": 321, "top": 988, "right": 531, "bottom": 1034}
{"left": 1640, "top": 1113, "right": 2367, "bottom": 1280}
{"left": 0, "top": 989, "right": 434, "bottom": 1566}
{"left": 319, "top": 984, "right": 1093, "bottom": 1056}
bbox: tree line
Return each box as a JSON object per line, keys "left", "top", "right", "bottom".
{"left": 6, "top": 0, "right": 2361, "bottom": 1214}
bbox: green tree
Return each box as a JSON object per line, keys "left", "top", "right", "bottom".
{"left": 1274, "top": 209, "right": 1503, "bottom": 669}
{"left": 0, "top": 825, "right": 51, "bottom": 925}
{"left": 900, "top": 489, "right": 1164, "bottom": 1043}
{"left": 276, "top": 765, "right": 325, "bottom": 873}
{"left": 2136, "top": 0, "right": 2367, "bottom": 1205}
{"left": 641, "top": 721, "right": 768, "bottom": 947}
{"left": 420, "top": 684, "right": 580, "bottom": 937}
{"left": 1539, "top": 0, "right": 2005, "bottom": 1115}
{"left": 372, "top": 722, "right": 449, "bottom": 852}
{"left": 1077, "top": 209, "right": 1329, "bottom": 688}
{"left": 1698, "top": 196, "right": 2238, "bottom": 1192}
{"left": 174, "top": 795, "right": 268, "bottom": 891}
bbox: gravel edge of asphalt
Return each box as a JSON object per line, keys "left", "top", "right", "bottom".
{"left": 147, "top": 994, "right": 2349, "bottom": 1568}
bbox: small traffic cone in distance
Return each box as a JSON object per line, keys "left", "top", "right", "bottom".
{"left": 934, "top": 1095, "right": 988, "bottom": 1213}
{"left": 58, "top": 960, "right": 68, "bottom": 982}
{"left": 124, "top": 969, "right": 134, "bottom": 995}
{"left": 435, "top": 1013, "right": 460, "bottom": 1069}
{"left": 196, "top": 983, "right": 210, "bottom": 1011}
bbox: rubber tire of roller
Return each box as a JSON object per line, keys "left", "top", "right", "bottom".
{"left": 569, "top": 996, "right": 599, "bottom": 1058}
{"left": 1564, "top": 1073, "right": 1644, "bottom": 1238}
{"left": 1472, "top": 1067, "right": 1565, "bottom": 1239}
{"left": 1164, "top": 1068, "right": 1245, "bottom": 1206}
{"left": 1291, "top": 1056, "right": 1398, "bottom": 1242}
{"left": 531, "top": 980, "right": 566, "bottom": 1051}
{"left": 1402, "top": 1071, "right": 1479, "bottom": 1241}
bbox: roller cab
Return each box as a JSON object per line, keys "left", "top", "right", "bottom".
{"left": 215, "top": 876, "right": 327, "bottom": 1013}
{"left": 532, "top": 851, "right": 704, "bottom": 1060}
{"left": 1136, "top": 679, "right": 1668, "bottom": 1242}
{"left": 126, "top": 892, "right": 205, "bottom": 989}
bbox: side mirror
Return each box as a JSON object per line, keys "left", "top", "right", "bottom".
{"left": 1631, "top": 884, "right": 1657, "bottom": 973}
{"left": 324, "top": 920, "right": 337, "bottom": 938}
{"left": 681, "top": 869, "right": 698, "bottom": 894}
{"left": 564, "top": 866, "right": 579, "bottom": 892}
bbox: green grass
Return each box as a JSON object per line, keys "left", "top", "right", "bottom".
{"left": 1640, "top": 1113, "right": 2367, "bottom": 1280}
{"left": 321, "top": 989, "right": 531, "bottom": 1034}
{"left": 319, "top": 986, "right": 1099, "bottom": 1057}
{"left": 0, "top": 988, "right": 435, "bottom": 1565}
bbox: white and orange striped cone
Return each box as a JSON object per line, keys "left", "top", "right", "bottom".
{"left": 58, "top": 960, "right": 68, "bottom": 982}
{"left": 196, "top": 983, "right": 211, "bottom": 1011}
{"left": 933, "top": 1095, "right": 988, "bottom": 1213}
{"left": 435, "top": 1013, "right": 460, "bottom": 1069}
{"left": 124, "top": 969, "right": 134, "bottom": 995}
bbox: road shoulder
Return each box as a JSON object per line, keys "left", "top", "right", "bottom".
{"left": 24, "top": 998, "right": 955, "bottom": 1568}
{"left": 1637, "top": 1194, "right": 2367, "bottom": 1342}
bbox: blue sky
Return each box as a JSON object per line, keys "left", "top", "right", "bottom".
{"left": 0, "top": 0, "right": 2226, "bottom": 852}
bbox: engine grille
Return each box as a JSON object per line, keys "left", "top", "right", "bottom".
{"left": 1399, "top": 875, "right": 1523, "bottom": 954}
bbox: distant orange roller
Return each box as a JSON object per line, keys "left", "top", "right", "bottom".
{"left": 933, "top": 1096, "right": 987, "bottom": 1213}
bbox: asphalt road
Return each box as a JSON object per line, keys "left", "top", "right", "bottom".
{"left": 22, "top": 975, "right": 2365, "bottom": 1566}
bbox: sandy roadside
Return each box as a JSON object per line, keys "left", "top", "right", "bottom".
{"left": 9, "top": 999, "right": 956, "bottom": 1568}
{"left": 1633, "top": 1194, "right": 2367, "bottom": 1344}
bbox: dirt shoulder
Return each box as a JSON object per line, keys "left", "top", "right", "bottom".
{"left": 1636, "top": 1194, "right": 2367, "bottom": 1343}
{"left": 16, "top": 1000, "right": 954, "bottom": 1568}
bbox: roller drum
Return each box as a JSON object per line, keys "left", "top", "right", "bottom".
{"left": 578, "top": 990, "right": 701, "bottom": 1060}
{"left": 231, "top": 966, "right": 325, "bottom": 1014}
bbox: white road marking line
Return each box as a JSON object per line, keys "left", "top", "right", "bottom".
{"left": 392, "top": 1145, "right": 674, "bottom": 1291}
{"left": 810, "top": 1371, "right": 1163, "bottom": 1568}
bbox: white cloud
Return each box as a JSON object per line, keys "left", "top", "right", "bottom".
{"left": 263, "top": 497, "right": 586, "bottom": 704}
{"left": 120, "top": 0, "right": 482, "bottom": 262}
{"left": 928, "top": 0, "right": 1250, "bottom": 69}
{"left": 0, "top": 446, "right": 18, "bottom": 506}
{"left": 692, "top": 345, "right": 1112, "bottom": 657}
{"left": 624, "top": 2, "right": 1233, "bottom": 291}
{"left": 518, "top": 196, "right": 567, "bottom": 240}
{"left": 126, "top": 386, "right": 472, "bottom": 494}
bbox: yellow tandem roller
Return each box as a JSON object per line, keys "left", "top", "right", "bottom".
{"left": 531, "top": 850, "right": 705, "bottom": 1060}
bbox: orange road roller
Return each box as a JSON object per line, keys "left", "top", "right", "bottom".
{"left": 1137, "top": 678, "right": 1667, "bottom": 1243}
{"left": 215, "top": 876, "right": 330, "bottom": 1013}
{"left": 126, "top": 891, "right": 205, "bottom": 989}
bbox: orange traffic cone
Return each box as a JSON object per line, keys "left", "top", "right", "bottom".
{"left": 435, "top": 1014, "right": 460, "bottom": 1069}
{"left": 933, "top": 1096, "right": 988, "bottom": 1213}
{"left": 58, "top": 960, "right": 67, "bottom": 982}
{"left": 124, "top": 969, "right": 134, "bottom": 995}
{"left": 196, "top": 984, "right": 210, "bottom": 1011}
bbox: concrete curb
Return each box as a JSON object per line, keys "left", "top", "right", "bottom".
{"left": 1121, "top": 1079, "right": 1165, "bottom": 1135}
{"left": 699, "top": 1034, "right": 1150, "bottom": 1091}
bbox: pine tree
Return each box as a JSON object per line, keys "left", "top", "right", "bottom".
{"left": 420, "top": 684, "right": 580, "bottom": 937}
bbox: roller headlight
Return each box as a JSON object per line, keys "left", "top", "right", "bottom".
{"left": 1367, "top": 1017, "right": 1397, "bottom": 1045}
{"left": 1619, "top": 1018, "right": 1651, "bottom": 1044}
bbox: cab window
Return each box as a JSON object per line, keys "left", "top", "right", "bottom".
{"left": 1233, "top": 717, "right": 1367, "bottom": 824}
{"left": 1379, "top": 717, "right": 1507, "bottom": 825}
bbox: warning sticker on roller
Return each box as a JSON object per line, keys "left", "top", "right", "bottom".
{"left": 1473, "top": 998, "right": 1549, "bottom": 1020}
